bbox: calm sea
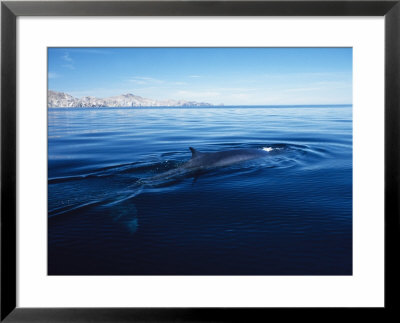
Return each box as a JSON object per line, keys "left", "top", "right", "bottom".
{"left": 48, "top": 106, "right": 352, "bottom": 275}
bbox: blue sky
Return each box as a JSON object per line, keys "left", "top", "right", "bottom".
{"left": 48, "top": 48, "right": 352, "bottom": 105}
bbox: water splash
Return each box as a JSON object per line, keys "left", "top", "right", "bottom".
{"left": 262, "top": 147, "right": 274, "bottom": 152}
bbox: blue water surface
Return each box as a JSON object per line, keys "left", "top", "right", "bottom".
{"left": 48, "top": 106, "right": 352, "bottom": 275}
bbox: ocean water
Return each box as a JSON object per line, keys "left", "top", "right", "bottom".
{"left": 48, "top": 106, "right": 352, "bottom": 275}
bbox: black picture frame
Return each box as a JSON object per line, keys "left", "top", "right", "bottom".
{"left": 1, "top": 0, "right": 399, "bottom": 321}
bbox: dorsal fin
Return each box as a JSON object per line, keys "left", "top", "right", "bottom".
{"left": 189, "top": 147, "right": 202, "bottom": 158}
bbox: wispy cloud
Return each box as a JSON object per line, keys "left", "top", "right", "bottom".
{"left": 189, "top": 75, "right": 201, "bottom": 78}
{"left": 217, "top": 87, "right": 258, "bottom": 92}
{"left": 62, "top": 64, "right": 75, "bottom": 70}
{"left": 128, "top": 77, "right": 187, "bottom": 87}
{"left": 68, "top": 48, "right": 112, "bottom": 55}
{"left": 48, "top": 72, "right": 60, "bottom": 79}
{"left": 128, "top": 76, "right": 164, "bottom": 85}
{"left": 176, "top": 90, "right": 220, "bottom": 98}
{"left": 62, "top": 53, "right": 73, "bottom": 62}
{"left": 61, "top": 52, "right": 75, "bottom": 70}
{"left": 283, "top": 87, "right": 323, "bottom": 93}
{"left": 314, "top": 81, "right": 351, "bottom": 88}
{"left": 262, "top": 72, "right": 349, "bottom": 78}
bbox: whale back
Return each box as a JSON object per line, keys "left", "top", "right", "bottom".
{"left": 189, "top": 147, "right": 204, "bottom": 159}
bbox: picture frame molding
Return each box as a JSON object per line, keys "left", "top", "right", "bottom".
{"left": 1, "top": 0, "right": 399, "bottom": 321}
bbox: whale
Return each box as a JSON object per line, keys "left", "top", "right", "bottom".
{"left": 184, "top": 147, "right": 269, "bottom": 169}
{"left": 144, "top": 147, "right": 270, "bottom": 184}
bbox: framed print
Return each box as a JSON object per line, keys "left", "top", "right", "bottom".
{"left": 1, "top": 1, "right": 399, "bottom": 322}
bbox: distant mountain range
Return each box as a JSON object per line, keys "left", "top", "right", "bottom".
{"left": 48, "top": 90, "right": 214, "bottom": 108}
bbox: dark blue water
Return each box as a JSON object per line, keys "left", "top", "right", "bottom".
{"left": 48, "top": 106, "right": 352, "bottom": 275}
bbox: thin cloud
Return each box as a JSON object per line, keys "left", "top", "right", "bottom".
{"left": 62, "top": 64, "right": 75, "bottom": 70}
{"left": 127, "top": 77, "right": 187, "bottom": 87}
{"left": 68, "top": 48, "right": 112, "bottom": 55}
{"left": 217, "top": 87, "right": 258, "bottom": 92}
{"left": 283, "top": 87, "right": 323, "bottom": 93}
{"left": 62, "top": 53, "right": 73, "bottom": 62}
{"left": 61, "top": 52, "right": 75, "bottom": 69}
{"left": 128, "top": 76, "right": 164, "bottom": 85}
{"left": 129, "top": 79, "right": 147, "bottom": 85}
{"left": 48, "top": 72, "right": 60, "bottom": 79}
{"left": 176, "top": 90, "right": 220, "bottom": 98}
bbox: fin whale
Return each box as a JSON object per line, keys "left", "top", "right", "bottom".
{"left": 184, "top": 147, "right": 269, "bottom": 169}
{"left": 143, "top": 147, "right": 270, "bottom": 184}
